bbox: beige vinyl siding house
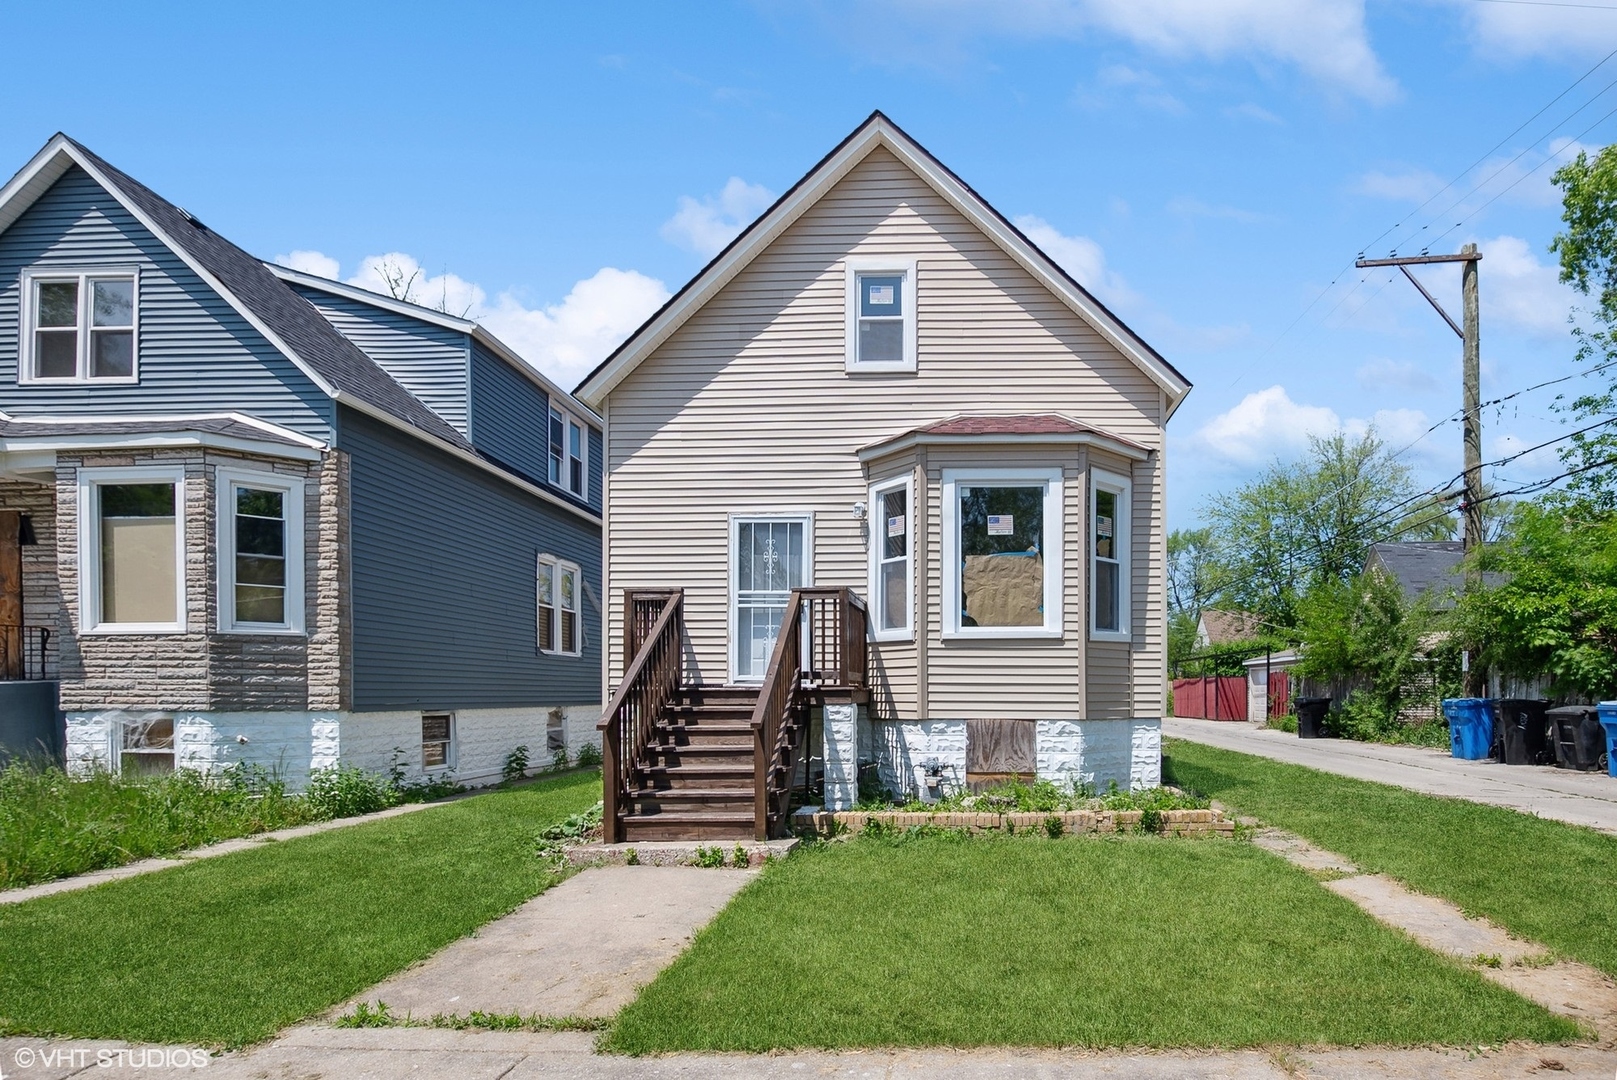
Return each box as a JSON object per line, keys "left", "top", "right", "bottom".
{"left": 579, "top": 113, "right": 1190, "bottom": 819}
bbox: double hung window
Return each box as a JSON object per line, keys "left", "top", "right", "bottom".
{"left": 549, "top": 407, "right": 588, "bottom": 499}
{"left": 421, "top": 712, "right": 455, "bottom": 769}
{"left": 23, "top": 269, "right": 138, "bottom": 382}
{"left": 1090, "top": 470, "right": 1132, "bottom": 640}
{"left": 218, "top": 470, "right": 305, "bottom": 633}
{"left": 844, "top": 257, "right": 917, "bottom": 371}
{"left": 868, "top": 476, "right": 912, "bottom": 640}
{"left": 538, "top": 555, "right": 582, "bottom": 656}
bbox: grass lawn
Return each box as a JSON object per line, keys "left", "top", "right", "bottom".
{"left": 605, "top": 832, "right": 1577, "bottom": 1053}
{"left": 1164, "top": 739, "right": 1617, "bottom": 981}
{"left": 0, "top": 770, "right": 599, "bottom": 1047}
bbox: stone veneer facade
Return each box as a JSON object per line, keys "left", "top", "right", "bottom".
{"left": 0, "top": 447, "right": 599, "bottom": 789}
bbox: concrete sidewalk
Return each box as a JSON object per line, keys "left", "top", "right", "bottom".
{"left": 1164, "top": 717, "right": 1617, "bottom": 834}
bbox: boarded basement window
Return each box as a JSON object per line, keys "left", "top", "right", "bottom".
{"left": 422, "top": 712, "right": 453, "bottom": 769}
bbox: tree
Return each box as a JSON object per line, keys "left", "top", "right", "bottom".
{"left": 1201, "top": 430, "right": 1416, "bottom": 627}
{"left": 1548, "top": 148, "right": 1617, "bottom": 510}
{"left": 1167, "top": 527, "right": 1225, "bottom": 616}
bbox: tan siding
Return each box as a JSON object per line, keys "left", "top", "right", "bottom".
{"left": 606, "top": 146, "right": 1168, "bottom": 720}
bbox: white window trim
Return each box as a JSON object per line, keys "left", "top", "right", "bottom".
{"left": 77, "top": 465, "right": 187, "bottom": 634}
{"left": 727, "top": 512, "right": 815, "bottom": 685}
{"left": 19, "top": 267, "right": 141, "bottom": 385}
{"left": 844, "top": 255, "right": 918, "bottom": 373}
{"left": 941, "top": 467, "right": 1064, "bottom": 641}
{"left": 421, "top": 711, "right": 456, "bottom": 773}
{"left": 1090, "top": 467, "right": 1132, "bottom": 642}
{"left": 537, "top": 553, "right": 583, "bottom": 657}
{"left": 216, "top": 467, "right": 306, "bottom": 635}
{"left": 867, "top": 474, "right": 914, "bottom": 643}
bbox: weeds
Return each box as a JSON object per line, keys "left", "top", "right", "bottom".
{"left": 502, "top": 745, "right": 530, "bottom": 785}
{"left": 575, "top": 744, "right": 602, "bottom": 769}
{"left": 334, "top": 1000, "right": 606, "bottom": 1033}
{"left": 693, "top": 844, "right": 727, "bottom": 868}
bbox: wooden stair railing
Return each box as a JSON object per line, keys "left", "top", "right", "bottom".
{"left": 750, "top": 587, "right": 869, "bottom": 839}
{"left": 599, "top": 589, "right": 684, "bottom": 843}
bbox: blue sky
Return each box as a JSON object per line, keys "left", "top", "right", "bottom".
{"left": 1, "top": 0, "right": 1611, "bottom": 528}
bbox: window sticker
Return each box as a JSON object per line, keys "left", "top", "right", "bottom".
{"left": 1097, "top": 516, "right": 1113, "bottom": 538}
{"left": 987, "top": 514, "right": 1014, "bottom": 536}
{"left": 888, "top": 514, "right": 905, "bottom": 538}
{"left": 868, "top": 283, "right": 894, "bottom": 305}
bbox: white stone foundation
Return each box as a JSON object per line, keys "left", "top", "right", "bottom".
{"left": 853, "top": 715, "right": 1162, "bottom": 801}
{"left": 65, "top": 703, "right": 601, "bottom": 789}
{"left": 822, "top": 702, "right": 859, "bottom": 811}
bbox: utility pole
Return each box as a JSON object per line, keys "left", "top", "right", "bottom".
{"left": 1355, "top": 246, "right": 1484, "bottom": 551}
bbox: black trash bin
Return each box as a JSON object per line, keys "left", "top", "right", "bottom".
{"left": 1495, "top": 699, "right": 1552, "bottom": 766}
{"left": 1296, "top": 697, "right": 1333, "bottom": 739}
{"left": 1546, "top": 705, "right": 1605, "bottom": 771}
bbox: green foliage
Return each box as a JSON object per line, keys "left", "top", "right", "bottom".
{"left": 1328, "top": 691, "right": 1451, "bottom": 749}
{"left": 692, "top": 844, "right": 727, "bottom": 868}
{"left": 1165, "top": 739, "right": 1617, "bottom": 982}
{"left": 305, "top": 763, "right": 397, "bottom": 820}
{"left": 0, "top": 770, "right": 601, "bottom": 1046}
{"left": 574, "top": 743, "right": 602, "bottom": 769}
{"left": 550, "top": 747, "right": 571, "bottom": 772}
{"left": 502, "top": 744, "right": 530, "bottom": 785}
{"left": 534, "top": 800, "right": 603, "bottom": 868}
{"left": 1201, "top": 431, "right": 1418, "bottom": 628}
{"left": 1294, "top": 571, "right": 1458, "bottom": 726}
{"left": 0, "top": 762, "right": 319, "bottom": 890}
{"left": 875, "top": 779, "right": 1209, "bottom": 815}
{"left": 605, "top": 833, "right": 1574, "bottom": 1052}
{"left": 1456, "top": 502, "right": 1617, "bottom": 699}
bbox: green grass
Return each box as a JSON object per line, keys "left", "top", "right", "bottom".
{"left": 0, "top": 769, "right": 599, "bottom": 1047}
{"left": 605, "top": 832, "right": 1578, "bottom": 1053}
{"left": 1164, "top": 739, "right": 1617, "bottom": 980}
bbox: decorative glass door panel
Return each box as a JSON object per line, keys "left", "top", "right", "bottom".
{"left": 732, "top": 517, "right": 808, "bottom": 681}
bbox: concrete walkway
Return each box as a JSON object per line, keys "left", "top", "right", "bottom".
{"left": 1165, "top": 717, "right": 1617, "bottom": 834}
{"left": 349, "top": 865, "right": 756, "bottom": 1020}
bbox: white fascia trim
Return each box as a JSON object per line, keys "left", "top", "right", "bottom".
{"left": 859, "top": 429, "right": 1152, "bottom": 465}
{"left": 268, "top": 264, "right": 603, "bottom": 425}
{"left": 575, "top": 118, "right": 1189, "bottom": 411}
{"left": 333, "top": 392, "right": 602, "bottom": 526}
{"left": 1243, "top": 651, "right": 1302, "bottom": 668}
{"left": 0, "top": 431, "right": 323, "bottom": 462}
{"left": 5, "top": 139, "right": 342, "bottom": 402}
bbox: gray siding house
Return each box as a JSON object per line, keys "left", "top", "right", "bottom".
{"left": 0, "top": 134, "right": 602, "bottom": 787}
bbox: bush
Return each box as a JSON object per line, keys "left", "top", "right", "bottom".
{"left": 502, "top": 745, "right": 530, "bottom": 785}
{"left": 306, "top": 764, "right": 398, "bottom": 820}
{"left": 575, "top": 743, "right": 602, "bottom": 769}
{"left": 1329, "top": 691, "right": 1450, "bottom": 749}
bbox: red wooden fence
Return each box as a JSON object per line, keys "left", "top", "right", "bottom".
{"left": 1171, "top": 676, "right": 1248, "bottom": 721}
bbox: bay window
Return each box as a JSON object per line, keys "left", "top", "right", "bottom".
{"left": 941, "top": 468, "right": 1063, "bottom": 639}
{"left": 1091, "top": 469, "right": 1131, "bottom": 641}
{"left": 868, "top": 475, "right": 912, "bottom": 640}
{"left": 80, "top": 468, "right": 185, "bottom": 633}
{"left": 217, "top": 469, "right": 305, "bottom": 633}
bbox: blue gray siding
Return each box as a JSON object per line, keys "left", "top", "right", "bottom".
{"left": 339, "top": 405, "right": 601, "bottom": 711}
{"left": 0, "top": 167, "right": 332, "bottom": 438}
{"left": 468, "top": 340, "right": 551, "bottom": 483}
{"left": 289, "top": 283, "right": 471, "bottom": 434}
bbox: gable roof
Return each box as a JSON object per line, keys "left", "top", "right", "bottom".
{"left": 574, "top": 111, "right": 1192, "bottom": 414}
{"left": 268, "top": 264, "right": 601, "bottom": 426}
{"left": 1365, "top": 542, "right": 1473, "bottom": 606}
{"left": 0, "top": 134, "right": 599, "bottom": 523}
{"left": 1196, "top": 609, "right": 1261, "bottom": 646}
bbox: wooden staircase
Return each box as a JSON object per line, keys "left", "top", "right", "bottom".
{"left": 600, "top": 587, "right": 866, "bottom": 842}
{"left": 622, "top": 685, "right": 763, "bottom": 840}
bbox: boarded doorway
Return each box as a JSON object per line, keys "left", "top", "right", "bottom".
{"left": 965, "top": 718, "right": 1035, "bottom": 792}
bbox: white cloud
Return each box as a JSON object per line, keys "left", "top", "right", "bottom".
{"left": 1193, "top": 384, "right": 1436, "bottom": 466}
{"left": 1076, "top": 63, "right": 1186, "bottom": 113}
{"left": 1013, "top": 214, "right": 1138, "bottom": 308}
{"left": 1357, "top": 358, "right": 1440, "bottom": 394}
{"left": 1476, "top": 235, "right": 1576, "bottom": 339}
{"left": 1222, "top": 102, "right": 1283, "bottom": 124}
{"left": 271, "top": 250, "right": 669, "bottom": 390}
{"left": 1454, "top": 0, "right": 1617, "bottom": 60}
{"left": 273, "top": 249, "right": 340, "bottom": 279}
{"left": 660, "top": 177, "right": 775, "bottom": 257}
{"left": 1165, "top": 196, "right": 1270, "bottom": 223}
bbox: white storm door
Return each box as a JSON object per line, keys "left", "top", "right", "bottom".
{"left": 731, "top": 516, "right": 810, "bottom": 683}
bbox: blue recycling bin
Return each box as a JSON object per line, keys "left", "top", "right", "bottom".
{"left": 1599, "top": 702, "right": 1617, "bottom": 778}
{"left": 1443, "top": 698, "right": 1495, "bottom": 760}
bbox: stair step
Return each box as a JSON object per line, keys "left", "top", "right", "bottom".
{"left": 657, "top": 721, "right": 753, "bottom": 737}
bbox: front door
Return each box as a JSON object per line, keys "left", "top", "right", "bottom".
{"left": 731, "top": 516, "right": 809, "bottom": 682}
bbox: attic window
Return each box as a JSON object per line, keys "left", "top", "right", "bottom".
{"left": 21, "top": 269, "right": 138, "bottom": 383}
{"left": 549, "top": 407, "right": 587, "bottom": 499}
{"left": 845, "top": 257, "right": 917, "bottom": 372}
